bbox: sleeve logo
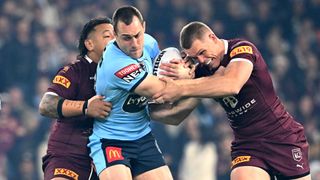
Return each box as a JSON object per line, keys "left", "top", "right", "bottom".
{"left": 105, "top": 146, "right": 124, "bottom": 163}
{"left": 231, "top": 155, "right": 251, "bottom": 168}
{"left": 53, "top": 75, "right": 71, "bottom": 88}
{"left": 115, "top": 64, "right": 142, "bottom": 83}
{"left": 230, "top": 46, "right": 253, "bottom": 58}
{"left": 54, "top": 168, "right": 79, "bottom": 180}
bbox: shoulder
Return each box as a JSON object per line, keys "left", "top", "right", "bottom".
{"left": 227, "top": 39, "right": 260, "bottom": 59}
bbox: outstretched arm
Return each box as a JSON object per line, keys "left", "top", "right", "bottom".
{"left": 39, "top": 92, "right": 112, "bottom": 119}
{"left": 149, "top": 98, "right": 199, "bottom": 125}
{"left": 153, "top": 61, "right": 253, "bottom": 102}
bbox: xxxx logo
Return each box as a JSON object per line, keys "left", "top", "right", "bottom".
{"left": 54, "top": 168, "right": 78, "bottom": 180}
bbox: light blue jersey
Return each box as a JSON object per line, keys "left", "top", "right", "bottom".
{"left": 93, "top": 34, "right": 160, "bottom": 141}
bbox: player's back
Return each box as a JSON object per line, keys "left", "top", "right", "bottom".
{"left": 94, "top": 34, "right": 160, "bottom": 141}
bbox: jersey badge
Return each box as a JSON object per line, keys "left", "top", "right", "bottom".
{"left": 53, "top": 75, "right": 71, "bottom": 88}
{"left": 230, "top": 46, "right": 253, "bottom": 58}
{"left": 292, "top": 148, "right": 302, "bottom": 162}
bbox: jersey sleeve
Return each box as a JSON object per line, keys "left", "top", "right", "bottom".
{"left": 229, "top": 41, "right": 257, "bottom": 64}
{"left": 144, "top": 33, "right": 160, "bottom": 61}
{"left": 48, "top": 65, "right": 78, "bottom": 99}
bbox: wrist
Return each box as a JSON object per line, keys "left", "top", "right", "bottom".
{"left": 57, "top": 98, "right": 65, "bottom": 118}
{"left": 82, "top": 100, "right": 88, "bottom": 116}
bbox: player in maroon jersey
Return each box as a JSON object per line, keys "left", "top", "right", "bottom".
{"left": 39, "top": 17, "right": 114, "bottom": 180}
{"left": 152, "top": 21, "right": 311, "bottom": 180}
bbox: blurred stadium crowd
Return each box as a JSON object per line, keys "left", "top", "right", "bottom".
{"left": 0, "top": 0, "right": 320, "bottom": 179}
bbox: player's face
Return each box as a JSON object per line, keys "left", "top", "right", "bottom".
{"left": 115, "top": 16, "right": 145, "bottom": 59}
{"left": 88, "top": 23, "right": 114, "bottom": 62}
{"left": 185, "top": 34, "right": 223, "bottom": 69}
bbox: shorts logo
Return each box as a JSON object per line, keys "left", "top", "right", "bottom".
{"left": 292, "top": 148, "right": 302, "bottom": 162}
{"left": 53, "top": 75, "right": 71, "bottom": 88}
{"left": 115, "top": 64, "right": 143, "bottom": 83}
{"left": 54, "top": 168, "right": 79, "bottom": 180}
{"left": 106, "top": 146, "right": 124, "bottom": 163}
{"left": 231, "top": 156, "right": 251, "bottom": 168}
{"left": 230, "top": 46, "right": 253, "bottom": 58}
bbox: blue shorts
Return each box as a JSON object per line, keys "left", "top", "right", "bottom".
{"left": 89, "top": 132, "right": 166, "bottom": 176}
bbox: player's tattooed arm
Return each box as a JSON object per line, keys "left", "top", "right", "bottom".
{"left": 39, "top": 92, "right": 112, "bottom": 119}
{"left": 39, "top": 93, "right": 61, "bottom": 119}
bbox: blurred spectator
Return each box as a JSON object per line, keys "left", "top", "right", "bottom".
{"left": 178, "top": 111, "right": 218, "bottom": 180}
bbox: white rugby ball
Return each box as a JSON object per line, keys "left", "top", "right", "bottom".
{"left": 153, "top": 47, "right": 182, "bottom": 77}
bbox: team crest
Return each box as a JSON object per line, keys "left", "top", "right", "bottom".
{"left": 292, "top": 148, "right": 302, "bottom": 162}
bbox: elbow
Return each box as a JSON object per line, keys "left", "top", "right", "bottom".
{"left": 38, "top": 101, "right": 46, "bottom": 116}
{"left": 227, "top": 82, "right": 242, "bottom": 95}
{"left": 150, "top": 113, "right": 183, "bottom": 126}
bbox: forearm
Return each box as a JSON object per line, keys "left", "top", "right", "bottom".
{"left": 39, "top": 93, "right": 86, "bottom": 119}
{"left": 149, "top": 98, "right": 199, "bottom": 125}
{"left": 179, "top": 74, "right": 239, "bottom": 98}
{"left": 135, "top": 75, "right": 166, "bottom": 97}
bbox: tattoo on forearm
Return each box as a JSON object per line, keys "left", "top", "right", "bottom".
{"left": 40, "top": 94, "right": 60, "bottom": 118}
{"left": 64, "top": 100, "right": 82, "bottom": 108}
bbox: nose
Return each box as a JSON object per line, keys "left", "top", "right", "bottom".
{"left": 197, "top": 55, "right": 206, "bottom": 63}
{"left": 131, "top": 37, "right": 139, "bottom": 47}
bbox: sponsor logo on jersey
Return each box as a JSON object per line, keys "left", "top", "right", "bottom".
{"left": 230, "top": 46, "right": 253, "bottom": 58}
{"left": 53, "top": 75, "right": 71, "bottom": 88}
{"left": 54, "top": 168, "right": 79, "bottom": 180}
{"left": 123, "top": 94, "right": 148, "bottom": 113}
{"left": 222, "top": 97, "right": 257, "bottom": 118}
{"left": 115, "top": 64, "right": 143, "bottom": 83}
{"left": 153, "top": 50, "right": 165, "bottom": 75}
{"left": 292, "top": 148, "right": 302, "bottom": 162}
{"left": 105, "top": 147, "right": 124, "bottom": 163}
{"left": 231, "top": 156, "right": 251, "bottom": 168}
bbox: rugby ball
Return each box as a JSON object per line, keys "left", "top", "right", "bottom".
{"left": 153, "top": 47, "right": 182, "bottom": 77}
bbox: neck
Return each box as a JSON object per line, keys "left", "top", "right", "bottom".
{"left": 87, "top": 52, "right": 100, "bottom": 63}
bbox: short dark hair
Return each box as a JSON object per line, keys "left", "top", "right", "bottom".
{"left": 112, "top": 6, "right": 144, "bottom": 34}
{"left": 180, "top": 21, "right": 209, "bottom": 49}
{"left": 78, "top": 17, "right": 112, "bottom": 57}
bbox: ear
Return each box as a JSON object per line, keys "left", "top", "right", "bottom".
{"left": 143, "top": 21, "right": 146, "bottom": 32}
{"left": 208, "top": 33, "right": 216, "bottom": 40}
{"left": 84, "top": 39, "right": 94, "bottom": 52}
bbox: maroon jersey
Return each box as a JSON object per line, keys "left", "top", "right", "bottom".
{"left": 196, "top": 39, "right": 299, "bottom": 138}
{"left": 196, "top": 39, "right": 309, "bottom": 177}
{"left": 47, "top": 56, "right": 96, "bottom": 156}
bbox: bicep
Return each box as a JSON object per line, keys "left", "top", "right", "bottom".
{"left": 134, "top": 75, "right": 166, "bottom": 97}
{"left": 224, "top": 59, "right": 253, "bottom": 89}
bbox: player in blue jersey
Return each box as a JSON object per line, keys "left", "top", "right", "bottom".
{"left": 88, "top": 6, "right": 194, "bottom": 180}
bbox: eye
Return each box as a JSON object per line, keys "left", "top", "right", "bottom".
{"left": 123, "top": 36, "right": 132, "bottom": 41}
{"left": 199, "top": 50, "right": 206, "bottom": 55}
